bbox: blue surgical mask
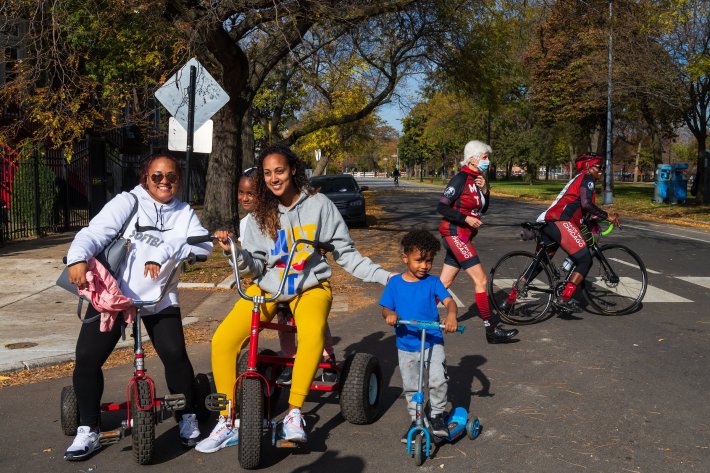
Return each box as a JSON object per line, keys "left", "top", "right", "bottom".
{"left": 477, "top": 159, "right": 490, "bottom": 172}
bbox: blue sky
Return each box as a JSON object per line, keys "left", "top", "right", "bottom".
{"left": 377, "top": 75, "right": 423, "bottom": 135}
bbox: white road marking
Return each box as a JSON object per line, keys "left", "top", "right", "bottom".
{"left": 623, "top": 224, "right": 710, "bottom": 244}
{"left": 588, "top": 276, "right": 692, "bottom": 303}
{"left": 608, "top": 257, "right": 661, "bottom": 275}
{"left": 676, "top": 276, "right": 710, "bottom": 290}
{"left": 447, "top": 289, "right": 466, "bottom": 308}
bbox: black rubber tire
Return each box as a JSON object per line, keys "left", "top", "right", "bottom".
{"left": 60, "top": 385, "right": 80, "bottom": 436}
{"left": 237, "top": 348, "right": 282, "bottom": 413}
{"left": 584, "top": 244, "right": 648, "bottom": 315}
{"left": 339, "top": 353, "right": 383, "bottom": 425}
{"left": 238, "top": 377, "right": 264, "bottom": 470}
{"left": 193, "top": 372, "right": 215, "bottom": 422}
{"left": 131, "top": 379, "right": 155, "bottom": 465}
{"left": 413, "top": 431, "right": 425, "bottom": 466}
{"left": 488, "top": 251, "right": 554, "bottom": 325}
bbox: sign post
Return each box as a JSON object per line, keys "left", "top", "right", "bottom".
{"left": 155, "top": 58, "right": 229, "bottom": 202}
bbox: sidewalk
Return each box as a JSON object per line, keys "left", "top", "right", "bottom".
{"left": 0, "top": 233, "right": 348, "bottom": 373}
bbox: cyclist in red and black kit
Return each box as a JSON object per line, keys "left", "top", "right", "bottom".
{"left": 533, "top": 153, "right": 620, "bottom": 311}
{"left": 438, "top": 140, "right": 519, "bottom": 344}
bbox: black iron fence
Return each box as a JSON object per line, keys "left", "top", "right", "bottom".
{"left": 1, "top": 142, "right": 90, "bottom": 244}
{"left": 0, "top": 131, "right": 207, "bottom": 245}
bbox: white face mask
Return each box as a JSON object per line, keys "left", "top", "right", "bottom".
{"left": 477, "top": 159, "right": 490, "bottom": 172}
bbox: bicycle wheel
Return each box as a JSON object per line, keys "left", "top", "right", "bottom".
{"left": 238, "top": 377, "right": 264, "bottom": 470}
{"left": 488, "top": 251, "right": 554, "bottom": 324}
{"left": 131, "top": 379, "right": 155, "bottom": 465}
{"left": 584, "top": 244, "right": 647, "bottom": 315}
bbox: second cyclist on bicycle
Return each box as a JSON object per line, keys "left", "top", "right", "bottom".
{"left": 514, "top": 153, "right": 620, "bottom": 313}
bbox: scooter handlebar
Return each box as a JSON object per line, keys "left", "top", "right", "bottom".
{"left": 396, "top": 319, "right": 465, "bottom": 334}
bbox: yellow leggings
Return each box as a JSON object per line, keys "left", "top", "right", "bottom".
{"left": 212, "top": 282, "right": 332, "bottom": 414}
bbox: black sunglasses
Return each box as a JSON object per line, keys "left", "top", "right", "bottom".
{"left": 150, "top": 172, "right": 179, "bottom": 184}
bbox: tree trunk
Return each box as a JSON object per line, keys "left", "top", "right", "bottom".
{"left": 634, "top": 141, "right": 641, "bottom": 183}
{"left": 313, "top": 156, "right": 329, "bottom": 176}
{"left": 695, "top": 139, "right": 707, "bottom": 203}
{"left": 241, "top": 108, "right": 255, "bottom": 169}
{"left": 202, "top": 104, "right": 242, "bottom": 232}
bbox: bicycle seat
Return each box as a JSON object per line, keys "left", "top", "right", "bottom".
{"left": 276, "top": 302, "right": 292, "bottom": 317}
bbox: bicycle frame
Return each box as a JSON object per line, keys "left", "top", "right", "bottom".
{"left": 224, "top": 236, "right": 337, "bottom": 418}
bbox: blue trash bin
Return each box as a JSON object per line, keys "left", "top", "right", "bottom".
{"left": 654, "top": 164, "right": 672, "bottom": 203}
{"left": 672, "top": 163, "right": 688, "bottom": 204}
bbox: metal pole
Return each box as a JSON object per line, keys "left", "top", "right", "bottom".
{"left": 185, "top": 65, "right": 197, "bottom": 203}
{"left": 32, "top": 147, "right": 41, "bottom": 236}
{"left": 603, "top": 0, "right": 614, "bottom": 204}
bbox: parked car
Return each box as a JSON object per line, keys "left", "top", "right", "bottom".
{"left": 310, "top": 174, "right": 368, "bottom": 227}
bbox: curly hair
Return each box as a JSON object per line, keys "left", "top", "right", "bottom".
{"left": 252, "top": 145, "right": 315, "bottom": 239}
{"left": 139, "top": 153, "right": 183, "bottom": 192}
{"left": 401, "top": 230, "right": 441, "bottom": 259}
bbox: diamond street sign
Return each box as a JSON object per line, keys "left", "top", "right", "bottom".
{"left": 155, "top": 58, "right": 229, "bottom": 131}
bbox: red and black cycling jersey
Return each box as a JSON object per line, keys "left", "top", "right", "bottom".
{"left": 437, "top": 167, "right": 489, "bottom": 241}
{"left": 537, "top": 172, "right": 608, "bottom": 227}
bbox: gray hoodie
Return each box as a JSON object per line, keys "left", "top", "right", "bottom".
{"left": 237, "top": 192, "right": 388, "bottom": 299}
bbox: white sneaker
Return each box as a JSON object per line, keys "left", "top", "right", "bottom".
{"left": 195, "top": 415, "right": 238, "bottom": 453}
{"left": 179, "top": 413, "right": 201, "bottom": 447}
{"left": 64, "top": 426, "right": 101, "bottom": 461}
{"left": 281, "top": 408, "right": 307, "bottom": 442}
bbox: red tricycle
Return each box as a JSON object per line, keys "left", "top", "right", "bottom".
{"left": 206, "top": 236, "right": 384, "bottom": 470}
{"left": 60, "top": 244, "right": 209, "bottom": 464}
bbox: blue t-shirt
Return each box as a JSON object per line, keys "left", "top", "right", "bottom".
{"left": 378, "top": 274, "right": 452, "bottom": 352}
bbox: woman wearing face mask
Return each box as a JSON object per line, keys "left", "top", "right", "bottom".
{"left": 437, "top": 140, "right": 519, "bottom": 344}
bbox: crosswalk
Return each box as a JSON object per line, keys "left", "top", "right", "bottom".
{"left": 447, "top": 271, "right": 709, "bottom": 307}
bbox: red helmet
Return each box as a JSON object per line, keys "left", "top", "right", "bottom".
{"left": 575, "top": 153, "right": 603, "bottom": 172}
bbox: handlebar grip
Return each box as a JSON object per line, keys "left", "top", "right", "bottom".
{"left": 187, "top": 234, "right": 213, "bottom": 245}
{"left": 194, "top": 255, "right": 208, "bottom": 263}
{"left": 315, "top": 241, "right": 335, "bottom": 253}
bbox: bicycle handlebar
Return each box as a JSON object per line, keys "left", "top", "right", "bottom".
{"left": 224, "top": 235, "right": 334, "bottom": 303}
{"left": 396, "top": 319, "right": 465, "bottom": 334}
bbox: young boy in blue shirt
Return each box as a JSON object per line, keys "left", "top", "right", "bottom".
{"left": 379, "top": 230, "right": 458, "bottom": 440}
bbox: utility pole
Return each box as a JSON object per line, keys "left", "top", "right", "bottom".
{"left": 603, "top": 0, "right": 614, "bottom": 204}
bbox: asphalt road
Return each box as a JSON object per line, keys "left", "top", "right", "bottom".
{"left": 1, "top": 181, "right": 709, "bottom": 473}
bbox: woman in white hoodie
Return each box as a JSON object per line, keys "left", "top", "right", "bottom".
{"left": 63, "top": 154, "right": 212, "bottom": 461}
{"left": 197, "top": 145, "right": 392, "bottom": 453}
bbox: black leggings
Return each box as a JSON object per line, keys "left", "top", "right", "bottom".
{"left": 72, "top": 305, "right": 195, "bottom": 427}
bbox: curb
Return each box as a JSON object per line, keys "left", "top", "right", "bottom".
{"left": 0, "top": 316, "right": 200, "bottom": 374}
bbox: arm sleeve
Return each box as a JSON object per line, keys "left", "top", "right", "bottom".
{"left": 434, "top": 278, "right": 452, "bottom": 303}
{"left": 481, "top": 189, "right": 490, "bottom": 214}
{"left": 378, "top": 280, "right": 396, "bottom": 311}
{"left": 234, "top": 215, "right": 267, "bottom": 278}
{"left": 142, "top": 207, "right": 213, "bottom": 265}
{"left": 437, "top": 174, "right": 467, "bottom": 224}
{"left": 580, "top": 176, "right": 609, "bottom": 220}
{"left": 324, "top": 199, "right": 390, "bottom": 286}
{"left": 66, "top": 192, "right": 135, "bottom": 265}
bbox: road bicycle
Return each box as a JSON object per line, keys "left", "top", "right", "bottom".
{"left": 487, "top": 218, "right": 647, "bottom": 325}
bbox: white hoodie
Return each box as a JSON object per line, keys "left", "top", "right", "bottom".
{"left": 67, "top": 184, "right": 212, "bottom": 314}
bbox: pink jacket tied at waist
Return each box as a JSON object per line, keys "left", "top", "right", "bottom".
{"left": 78, "top": 258, "right": 136, "bottom": 332}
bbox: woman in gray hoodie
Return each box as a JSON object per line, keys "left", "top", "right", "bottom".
{"left": 197, "top": 145, "right": 392, "bottom": 453}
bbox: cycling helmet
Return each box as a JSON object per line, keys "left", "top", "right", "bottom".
{"left": 575, "top": 153, "right": 603, "bottom": 172}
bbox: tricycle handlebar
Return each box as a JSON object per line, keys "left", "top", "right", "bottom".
{"left": 396, "top": 319, "right": 465, "bottom": 334}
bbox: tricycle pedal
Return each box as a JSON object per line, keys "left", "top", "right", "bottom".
{"left": 276, "top": 439, "right": 300, "bottom": 448}
{"left": 99, "top": 427, "right": 124, "bottom": 445}
{"left": 205, "top": 393, "right": 228, "bottom": 411}
{"left": 163, "top": 393, "right": 187, "bottom": 410}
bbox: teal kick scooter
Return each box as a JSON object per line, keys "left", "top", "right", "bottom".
{"left": 396, "top": 320, "right": 481, "bottom": 466}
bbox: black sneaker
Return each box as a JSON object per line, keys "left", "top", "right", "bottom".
{"left": 277, "top": 365, "right": 293, "bottom": 385}
{"left": 401, "top": 421, "right": 417, "bottom": 444}
{"left": 321, "top": 368, "right": 338, "bottom": 383}
{"left": 486, "top": 325, "right": 519, "bottom": 344}
{"left": 430, "top": 414, "right": 450, "bottom": 437}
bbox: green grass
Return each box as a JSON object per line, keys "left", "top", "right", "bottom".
{"left": 489, "top": 179, "right": 710, "bottom": 226}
